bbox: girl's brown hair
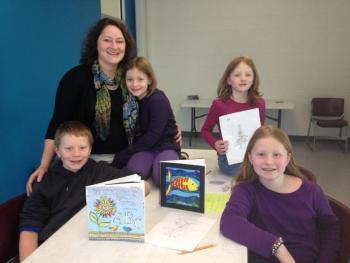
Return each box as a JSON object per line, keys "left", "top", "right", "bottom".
{"left": 217, "top": 56, "right": 262, "bottom": 104}
{"left": 234, "top": 125, "right": 303, "bottom": 188}
{"left": 126, "top": 57, "right": 157, "bottom": 97}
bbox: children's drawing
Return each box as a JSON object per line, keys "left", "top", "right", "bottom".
{"left": 235, "top": 124, "right": 248, "bottom": 149}
{"left": 89, "top": 196, "right": 116, "bottom": 232}
{"left": 159, "top": 217, "right": 195, "bottom": 240}
{"left": 165, "top": 167, "right": 200, "bottom": 208}
{"left": 146, "top": 212, "right": 216, "bottom": 251}
{"left": 166, "top": 168, "right": 199, "bottom": 195}
{"left": 208, "top": 180, "right": 230, "bottom": 192}
{"left": 219, "top": 108, "right": 261, "bottom": 165}
{"left": 160, "top": 161, "right": 205, "bottom": 213}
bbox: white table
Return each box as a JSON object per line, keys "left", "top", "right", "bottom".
{"left": 24, "top": 149, "right": 247, "bottom": 263}
{"left": 180, "top": 98, "right": 295, "bottom": 146}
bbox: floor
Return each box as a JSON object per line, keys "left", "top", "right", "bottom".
{"left": 183, "top": 134, "right": 350, "bottom": 207}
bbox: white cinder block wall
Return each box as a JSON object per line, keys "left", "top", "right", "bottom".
{"left": 136, "top": 0, "right": 350, "bottom": 136}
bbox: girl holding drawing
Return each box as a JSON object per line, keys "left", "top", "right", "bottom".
{"left": 220, "top": 125, "right": 339, "bottom": 262}
{"left": 112, "top": 57, "right": 180, "bottom": 186}
{"left": 201, "top": 56, "right": 265, "bottom": 175}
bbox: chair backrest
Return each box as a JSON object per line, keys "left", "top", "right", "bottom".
{"left": 0, "top": 194, "right": 26, "bottom": 262}
{"left": 297, "top": 165, "right": 317, "bottom": 182}
{"left": 328, "top": 195, "right": 350, "bottom": 263}
{"left": 297, "top": 166, "right": 350, "bottom": 262}
{"left": 311, "top": 98, "right": 344, "bottom": 117}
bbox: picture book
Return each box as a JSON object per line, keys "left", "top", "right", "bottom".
{"left": 219, "top": 108, "right": 261, "bottom": 164}
{"left": 160, "top": 159, "right": 205, "bottom": 213}
{"left": 85, "top": 174, "right": 145, "bottom": 242}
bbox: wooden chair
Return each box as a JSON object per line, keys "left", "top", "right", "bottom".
{"left": 306, "top": 98, "right": 348, "bottom": 152}
{"left": 328, "top": 195, "right": 350, "bottom": 263}
{"left": 0, "top": 194, "right": 26, "bottom": 262}
{"left": 298, "top": 165, "right": 350, "bottom": 263}
{"left": 297, "top": 165, "right": 316, "bottom": 182}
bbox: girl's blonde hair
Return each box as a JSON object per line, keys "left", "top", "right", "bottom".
{"left": 125, "top": 57, "right": 157, "bottom": 97}
{"left": 217, "top": 56, "right": 262, "bottom": 104}
{"left": 234, "top": 125, "right": 303, "bottom": 187}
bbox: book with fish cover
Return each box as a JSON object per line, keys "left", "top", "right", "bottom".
{"left": 85, "top": 174, "right": 145, "bottom": 242}
{"left": 160, "top": 159, "right": 205, "bottom": 213}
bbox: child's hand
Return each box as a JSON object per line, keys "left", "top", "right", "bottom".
{"left": 275, "top": 244, "right": 295, "bottom": 263}
{"left": 174, "top": 125, "right": 182, "bottom": 145}
{"left": 144, "top": 181, "right": 151, "bottom": 196}
{"left": 214, "top": 140, "right": 229, "bottom": 155}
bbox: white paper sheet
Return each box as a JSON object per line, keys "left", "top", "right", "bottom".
{"left": 146, "top": 212, "right": 216, "bottom": 251}
{"left": 219, "top": 108, "right": 261, "bottom": 165}
{"left": 160, "top": 159, "right": 206, "bottom": 166}
{"left": 206, "top": 173, "right": 232, "bottom": 193}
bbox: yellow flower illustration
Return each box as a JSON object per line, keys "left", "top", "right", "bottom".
{"left": 94, "top": 196, "right": 116, "bottom": 218}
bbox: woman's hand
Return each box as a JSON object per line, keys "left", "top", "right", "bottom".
{"left": 214, "top": 140, "right": 228, "bottom": 155}
{"left": 175, "top": 125, "right": 182, "bottom": 145}
{"left": 26, "top": 166, "right": 48, "bottom": 196}
{"left": 275, "top": 244, "right": 296, "bottom": 263}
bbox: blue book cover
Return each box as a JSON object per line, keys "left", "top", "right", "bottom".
{"left": 85, "top": 174, "right": 145, "bottom": 242}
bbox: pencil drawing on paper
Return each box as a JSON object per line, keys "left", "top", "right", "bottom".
{"left": 160, "top": 217, "right": 196, "bottom": 240}
{"left": 234, "top": 125, "right": 248, "bottom": 149}
{"left": 146, "top": 212, "right": 216, "bottom": 251}
{"left": 219, "top": 108, "right": 261, "bottom": 165}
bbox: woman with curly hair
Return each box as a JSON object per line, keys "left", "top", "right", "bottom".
{"left": 26, "top": 18, "right": 181, "bottom": 195}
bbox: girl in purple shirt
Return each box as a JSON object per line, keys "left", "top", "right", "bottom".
{"left": 112, "top": 57, "right": 180, "bottom": 186}
{"left": 220, "top": 125, "right": 339, "bottom": 263}
{"left": 201, "top": 56, "right": 265, "bottom": 176}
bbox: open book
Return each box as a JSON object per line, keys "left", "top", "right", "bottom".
{"left": 85, "top": 174, "right": 145, "bottom": 242}
{"left": 160, "top": 159, "right": 206, "bottom": 213}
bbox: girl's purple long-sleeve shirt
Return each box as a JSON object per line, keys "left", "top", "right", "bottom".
{"left": 201, "top": 98, "right": 265, "bottom": 149}
{"left": 114, "top": 89, "right": 180, "bottom": 167}
{"left": 220, "top": 179, "right": 339, "bottom": 263}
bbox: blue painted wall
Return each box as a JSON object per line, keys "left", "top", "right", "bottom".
{"left": 0, "top": 1, "right": 100, "bottom": 203}
{"left": 125, "top": 0, "right": 136, "bottom": 41}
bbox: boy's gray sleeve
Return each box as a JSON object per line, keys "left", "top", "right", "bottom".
{"left": 19, "top": 182, "right": 51, "bottom": 231}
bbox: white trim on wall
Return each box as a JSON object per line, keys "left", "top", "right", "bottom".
{"left": 101, "top": 0, "right": 122, "bottom": 18}
{"left": 135, "top": 0, "right": 148, "bottom": 57}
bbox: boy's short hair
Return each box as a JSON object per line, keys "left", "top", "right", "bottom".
{"left": 54, "top": 121, "right": 93, "bottom": 147}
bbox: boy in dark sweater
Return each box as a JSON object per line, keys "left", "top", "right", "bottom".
{"left": 19, "top": 121, "right": 149, "bottom": 261}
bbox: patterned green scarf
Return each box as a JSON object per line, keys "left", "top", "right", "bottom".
{"left": 92, "top": 61, "right": 138, "bottom": 143}
{"left": 121, "top": 85, "right": 139, "bottom": 145}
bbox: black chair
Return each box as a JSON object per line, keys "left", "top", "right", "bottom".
{"left": 0, "top": 194, "right": 26, "bottom": 262}
{"left": 306, "top": 98, "right": 348, "bottom": 152}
